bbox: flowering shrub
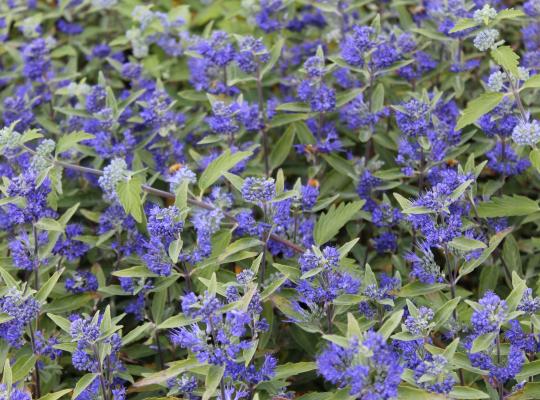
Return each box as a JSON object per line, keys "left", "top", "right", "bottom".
{"left": 2, "top": 0, "right": 540, "bottom": 399}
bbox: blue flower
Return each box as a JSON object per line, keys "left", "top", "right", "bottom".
{"left": 406, "top": 242, "right": 444, "bottom": 284}
{"left": 22, "top": 38, "right": 51, "bottom": 82}
{"left": 0, "top": 289, "right": 40, "bottom": 347}
{"left": 65, "top": 271, "right": 99, "bottom": 294}
{"left": 241, "top": 177, "right": 275, "bottom": 203}
{"left": 471, "top": 291, "right": 508, "bottom": 335}
{"left": 340, "top": 26, "right": 375, "bottom": 67}
{"left": 413, "top": 355, "right": 455, "bottom": 394}
{"left": 235, "top": 36, "right": 270, "bottom": 74}
{"left": 53, "top": 224, "right": 89, "bottom": 261}
{"left": 317, "top": 332, "right": 403, "bottom": 399}
{"left": 404, "top": 306, "right": 434, "bottom": 336}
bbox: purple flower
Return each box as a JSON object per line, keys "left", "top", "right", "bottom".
{"left": 147, "top": 205, "right": 183, "bottom": 245}
{"left": 340, "top": 26, "right": 375, "bottom": 67}
{"left": 193, "top": 31, "right": 235, "bottom": 67}
{"left": 255, "top": 0, "right": 283, "bottom": 33}
{"left": 296, "top": 246, "right": 360, "bottom": 304}
{"left": 235, "top": 36, "right": 270, "bottom": 74}
{"left": 404, "top": 306, "right": 434, "bottom": 336}
{"left": 0, "top": 290, "right": 40, "bottom": 347}
{"left": 22, "top": 38, "right": 51, "bottom": 82}
{"left": 413, "top": 355, "right": 455, "bottom": 394}
{"left": 406, "top": 242, "right": 444, "bottom": 284}
{"left": 317, "top": 332, "right": 403, "bottom": 398}
{"left": 518, "top": 288, "right": 540, "bottom": 315}
{"left": 301, "top": 181, "right": 319, "bottom": 210}
{"left": 241, "top": 177, "right": 275, "bottom": 203}
{"left": 65, "top": 271, "right": 99, "bottom": 294}
{"left": 471, "top": 291, "right": 508, "bottom": 335}
{"left": 53, "top": 224, "right": 89, "bottom": 261}
{"left": 395, "top": 98, "right": 430, "bottom": 137}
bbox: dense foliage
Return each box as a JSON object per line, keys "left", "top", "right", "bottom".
{"left": 3, "top": 0, "right": 540, "bottom": 399}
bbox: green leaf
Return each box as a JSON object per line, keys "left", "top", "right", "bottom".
{"left": 506, "top": 275, "right": 527, "bottom": 312}
{"left": 118, "top": 88, "right": 146, "bottom": 116}
{"left": 58, "top": 202, "right": 80, "bottom": 226}
{"left": 0, "top": 196, "right": 25, "bottom": 207}
{"left": 35, "top": 218, "right": 64, "bottom": 232}
{"left": 276, "top": 102, "right": 311, "bottom": 112}
{"left": 203, "top": 365, "right": 224, "bottom": 400}
{"left": 36, "top": 269, "right": 63, "bottom": 303}
{"left": 378, "top": 310, "right": 404, "bottom": 340}
{"left": 121, "top": 322, "right": 152, "bottom": 346}
{"left": 56, "top": 131, "right": 95, "bottom": 154}
{"left": 117, "top": 175, "right": 144, "bottom": 223}
{"left": 434, "top": 297, "right": 461, "bottom": 329}
{"left": 207, "top": 272, "right": 217, "bottom": 297}
{"left": 198, "top": 149, "right": 252, "bottom": 191}
{"left": 394, "top": 193, "right": 413, "bottom": 209}
{"left": 270, "top": 125, "right": 295, "bottom": 170}
{"left": 178, "top": 90, "right": 208, "bottom": 101}
{"left": 0, "top": 314, "right": 13, "bottom": 324}
{"left": 411, "top": 27, "right": 450, "bottom": 42}
{"left": 442, "top": 338, "right": 460, "bottom": 361}
{"left": 517, "top": 360, "right": 540, "bottom": 381}
{"left": 495, "top": 8, "right": 525, "bottom": 22}
{"left": 112, "top": 266, "right": 158, "bottom": 278}
{"left": 223, "top": 172, "right": 244, "bottom": 192}
{"left": 449, "top": 237, "right": 487, "bottom": 251}
{"left": 371, "top": 83, "right": 385, "bottom": 112}
{"left": 456, "top": 92, "right": 504, "bottom": 130}
{"left": 471, "top": 332, "right": 497, "bottom": 353}
{"left": 217, "top": 238, "right": 262, "bottom": 262}
{"left": 0, "top": 267, "right": 18, "bottom": 288}
{"left": 261, "top": 38, "right": 284, "bottom": 78}
{"left": 346, "top": 313, "right": 362, "bottom": 338}
{"left": 38, "top": 389, "right": 72, "bottom": 400}
{"left": 397, "top": 385, "right": 436, "bottom": 400}
{"left": 491, "top": 46, "right": 520, "bottom": 78}
{"left": 449, "top": 18, "right": 479, "bottom": 33}
{"left": 133, "top": 358, "right": 200, "bottom": 387}
{"left": 477, "top": 195, "right": 540, "bottom": 218}
{"left": 338, "top": 238, "right": 359, "bottom": 258}
{"left": 335, "top": 88, "right": 363, "bottom": 108}
{"left": 2, "top": 359, "right": 11, "bottom": 387}
{"left": 314, "top": 201, "right": 365, "bottom": 245}
{"left": 261, "top": 275, "right": 288, "bottom": 300}
{"left": 274, "top": 361, "right": 317, "bottom": 380}
{"left": 72, "top": 373, "right": 99, "bottom": 399}
{"left": 44, "top": 293, "right": 94, "bottom": 314}
{"left": 449, "top": 179, "right": 473, "bottom": 202}
{"left": 322, "top": 334, "right": 350, "bottom": 348}
{"left": 269, "top": 113, "right": 310, "bottom": 128}
{"left": 530, "top": 148, "right": 540, "bottom": 171}
{"left": 157, "top": 314, "right": 198, "bottom": 330}
{"left": 313, "top": 2, "right": 338, "bottom": 13}
{"left": 47, "top": 313, "right": 72, "bottom": 333}
{"left": 502, "top": 235, "right": 522, "bottom": 276}
{"left": 522, "top": 74, "right": 540, "bottom": 91}
{"left": 509, "top": 382, "right": 540, "bottom": 399}
{"left": 449, "top": 386, "right": 489, "bottom": 399}
{"left": 168, "top": 238, "right": 183, "bottom": 264}
{"left": 12, "top": 355, "right": 36, "bottom": 382}
{"left": 459, "top": 228, "right": 511, "bottom": 277}
{"left": 174, "top": 180, "right": 189, "bottom": 210}
{"left": 322, "top": 154, "right": 356, "bottom": 180}
{"left": 272, "top": 263, "right": 300, "bottom": 282}
{"left": 398, "top": 282, "right": 448, "bottom": 297}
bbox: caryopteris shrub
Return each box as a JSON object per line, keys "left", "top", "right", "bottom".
{"left": 1, "top": 1, "right": 540, "bottom": 399}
